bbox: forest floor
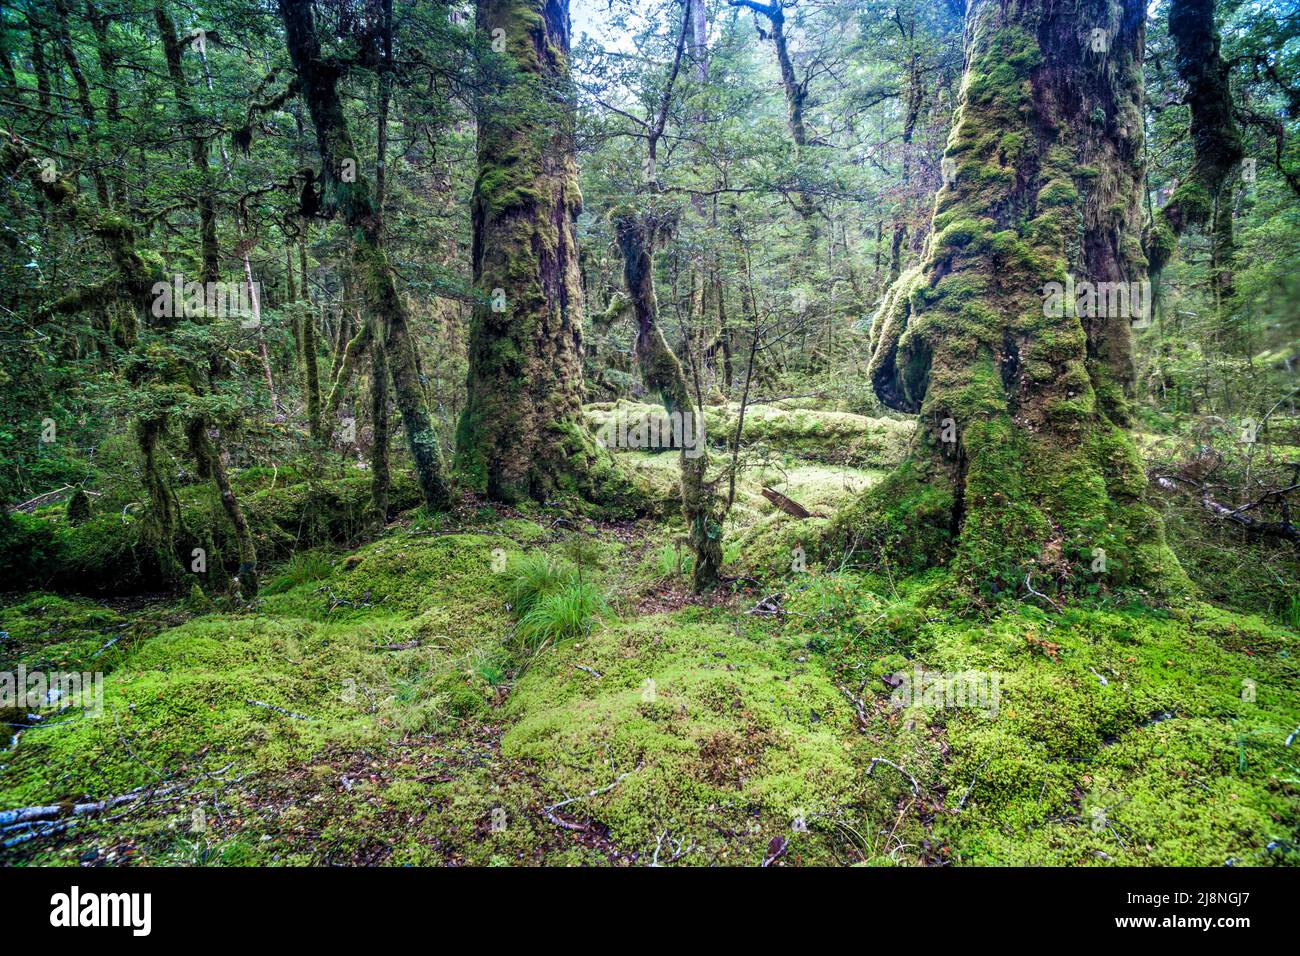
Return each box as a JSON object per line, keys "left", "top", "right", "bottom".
{"left": 2, "top": 406, "right": 1299, "bottom": 866}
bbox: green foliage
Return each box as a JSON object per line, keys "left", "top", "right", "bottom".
{"left": 516, "top": 579, "right": 609, "bottom": 650}
{"left": 506, "top": 552, "right": 578, "bottom": 617}
{"left": 263, "top": 551, "right": 335, "bottom": 595}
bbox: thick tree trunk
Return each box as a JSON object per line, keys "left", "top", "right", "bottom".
{"left": 456, "top": 0, "right": 602, "bottom": 504}
{"left": 614, "top": 212, "right": 724, "bottom": 591}
{"left": 278, "top": 0, "right": 450, "bottom": 511}
{"left": 840, "top": 0, "right": 1186, "bottom": 598}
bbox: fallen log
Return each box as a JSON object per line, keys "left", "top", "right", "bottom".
{"left": 761, "top": 487, "right": 818, "bottom": 519}
{"left": 1153, "top": 476, "right": 1300, "bottom": 542}
{"left": 8, "top": 485, "right": 102, "bottom": 514}
{"left": 0, "top": 762, "right": 235, "bottom": 828}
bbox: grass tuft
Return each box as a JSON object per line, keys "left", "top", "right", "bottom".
{"left": 506, "top": 552, "right": 578, "bottom": 617}
{"left": 263, "top": 551, "right": 334, "bottom": 594}
{"left": 516, "top": 579, "right": 608, "bottom": 650}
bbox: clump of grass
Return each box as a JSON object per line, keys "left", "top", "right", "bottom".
{"left": 263, "top": 551, "right": 334, "bottom": 594}
{"left": 506, "top": 552, "right": 578, "bottom": 616}
{"left": 1281, "top": 593, "right": 1300, "bottom": 630}
{"left": 516, "top": 579, "right": 609, "bottom": 649}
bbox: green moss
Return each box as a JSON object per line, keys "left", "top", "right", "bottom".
{"left": 1037, "top": 179, "right": 1079, "bottom": 207}
{"left": 501, "top": 609, "right": 868, "bottom": 862}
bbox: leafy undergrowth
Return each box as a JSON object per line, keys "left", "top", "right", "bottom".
{"left": 1, "top": 460, "right": 1298, "bottom": 866}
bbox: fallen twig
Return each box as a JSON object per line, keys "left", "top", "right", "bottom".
{"left": 866, "top": 757, "right": 921, "bottom": 796}
{"left": 542, "top": 765, "right": 640, "bottom": 832}
{"left": 838, "top": 683, "right": 870, "bottom": 730}
{"left": 761, "top": 835, "right": 788, "bottom": 867}
{"left": 957, "top": 757, "right": 993, "bottom": 810}
{"left": 1153, "top": 475, "right": 1300, "bottom": 541}
{"left": 650, "top": 829, "right": 693, "bottom": 866}
{"left": 746, "top": 592, "right": 784, "bottom": 616}
{"left": 0, "top": 762, "right": 235, "bottom": 829}
{"left": 246, "top": 699, "right": 312, "bottom": 721}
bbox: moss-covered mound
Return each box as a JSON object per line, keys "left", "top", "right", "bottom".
{"left": 0, "top": 469, "right": 423, "bottom": 594}
{"left": 3, "top": 505, "right": 1295, "bottom": 866}
{"left": 583, "top": 400, "right": 914, "bottom": 469}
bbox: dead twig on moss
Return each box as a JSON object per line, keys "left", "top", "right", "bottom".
{"left": 866, "top": 757, "right": 921, "bottom": 796}
{"left": 246, "top": 699, "right": 311, "bottom": 721}
{"left": 542, "top": 764, "right": 641, "bottom": 832}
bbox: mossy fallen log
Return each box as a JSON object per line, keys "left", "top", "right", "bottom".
{"left": 583, "top": 400, "right": 914, "bottom": 468}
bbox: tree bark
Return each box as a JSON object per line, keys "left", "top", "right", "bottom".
{"left": 370, "top": 340, "right": 391, "bottom": 526}
{"left": 842, "top": 0, "right": 1186, "bottom": 598}
{"left": 1144, "top": 0, "right": 1243, "bottom": 286}
{"left": 456, "top": 0, "right": 603, "bottom": 504}
{"left": 278, "top": 0, "right": 450, "bottom": 510}
{"left": 614, "top": 211, "right": 724, "bottom": 591}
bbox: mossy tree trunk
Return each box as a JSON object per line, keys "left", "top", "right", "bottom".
{"left": 370, "top": 339, "right": 391, "bottom": 527}
{"left": 279, "top": 0, "right": 450, "bottom": 511}
{"left": 154, "top": 4, "right": 218, "bottom": 284}
{"left": 730, "top": 1, "right": 819, "bottom": 238}
{"left": 614, "top": 211, "right": 724, "bottom": 591}
{"left": 1145, "top": 0, "right": 1243, "bottom": 328}
{"left": 1145, "top": 0, "right": 1242, "bottom": 279}
{"left": 840, "top": 0, "right": 1185, "bottom": 598}
{"left": 186, "top": 417, "right": 258, "bottom": 595}
{"left": 456, "top": 0, "right": 604, "bottom": 504}
{"left": 155, "top": 3, "right": 258, "bottom": 595}
{"left": 136, "top": 416, "right": 182, "bottom": 582}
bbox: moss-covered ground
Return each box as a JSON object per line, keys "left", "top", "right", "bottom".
{"left": 1, "top": 413, "right": 1296, "bottom": 866}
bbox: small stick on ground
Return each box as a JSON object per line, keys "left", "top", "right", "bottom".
{"left": 650, "top": 829, "right": 693, "bottom": 865}
{"left": 761, "top": 835, "right": 789, "bottom": 867}
{"left": 542, "top": 765, "right": 639, "bottom": 832}
{"left": 957, "top": 756, "right": 992, "bottom": 810}
{"left": 838, "top": 684, "right": 869, "bottom": 730}
{"left": 246, "top": 699, "right": 312, "bottom": 721}
{"left": 866, "top": 757, "right": 921, "bottom": 796}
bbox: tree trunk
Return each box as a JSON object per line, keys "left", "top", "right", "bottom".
{"left": 888, "top": 49, "right": 923, "bottom": 283}
{"left": 456, "top": 0, "right": 603, "bottom": 504}
{"left": 614, "top": 212, "right": 724, "bottom": 591}
{"left": 370, "top": 340, "right": 391, "bottom": 526}
{"left": 53, "top": 0, "right": 109, "bottom": 205}
{"left": 154, "top": 5, "right": 218, "bottom": 283}
{"left": 186, "top": 418, "right": 258, "bottom": 596}
{"left": 278, "top": 0, "right": 450, "bottom": 511}
{"left": 840, "top": 0, "right": 1186, "bottom": 598}
{"left": 1144, "top": 0, "right": 1242, "bottom": 286}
